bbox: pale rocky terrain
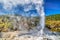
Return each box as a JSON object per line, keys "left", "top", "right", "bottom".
{"left": 0, "top": 31, "right": 60, "bottom": 40}
{"left": 0, "top": 16, "right": 60, "bottom": 40}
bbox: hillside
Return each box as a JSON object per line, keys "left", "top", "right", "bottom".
{"left": 46, "top": 14, "right": 60, "bottom": 32}
{"left": 0, "top": 14, "right": 60, "bottom": 32}
{"left": 46, "top": 14, "right": 60, "bottom": 20}
{"left": 0, "top": 15, "right": 40, "bottom": 32}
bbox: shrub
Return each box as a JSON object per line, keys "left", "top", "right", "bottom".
{"left": 0, "top": 16, "right": 12, "bottom": 32}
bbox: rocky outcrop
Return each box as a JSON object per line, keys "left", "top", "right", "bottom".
{"left": 0, "top": 15, "right": 39, "bottom": 32}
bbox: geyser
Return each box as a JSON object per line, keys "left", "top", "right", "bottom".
{"left": 1, "top": 0, "right": 45, "bottom": 36}
{"left": 0, "top": 0, "right": 46, "bottom": 39}
{"left": 35, "top": 0, "right": 45, "bottom": 36}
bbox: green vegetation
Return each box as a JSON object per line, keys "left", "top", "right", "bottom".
{"left": 0, "top": 14, "right": 60, "bottom": 32}
{"left": 46, "top": 14, "right": 60, "bottom": 20}
{"left": 0, "top": 15, "right": 13, "bottom": 32}
{"left": 46, "top": 14, "right": 60, "bottom": 32}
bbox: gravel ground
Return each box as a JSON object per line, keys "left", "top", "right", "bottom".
{"left": 0, "top": 31, "right": 60, "bottom": 40}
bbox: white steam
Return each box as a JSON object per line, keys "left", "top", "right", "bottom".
{"left": 0, "top": 0, "right": 43, "bottom": 10}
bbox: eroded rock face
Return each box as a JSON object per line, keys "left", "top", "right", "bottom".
{"left": 11, "top": 16, "right": 39, "bottom": 31}
{"left": 0, "top": 15, "right": 39, "bottom": 32}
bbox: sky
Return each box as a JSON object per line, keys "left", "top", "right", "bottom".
{"left": 0, "top": 0, "right": 60, "bottom": 16}
{"left": 44, "top": 0, "right": 60, "bottom": 16}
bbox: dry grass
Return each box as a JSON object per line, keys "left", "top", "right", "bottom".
{"left": 46, "top": 20, "right": 60, "bottom": 32}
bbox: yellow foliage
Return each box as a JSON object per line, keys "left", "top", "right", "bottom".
{"left": 0, "top": 16, "right": 12, "bottom": 32}
{"left": 46, "top": 20, "right": 60, "bottom": 32}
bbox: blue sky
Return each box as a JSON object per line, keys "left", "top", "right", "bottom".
{"left": 44, "top": 0, "right": 60, "bottom": 16}
{"left": 0, "top": 0, "right": 60, "bottom": 16}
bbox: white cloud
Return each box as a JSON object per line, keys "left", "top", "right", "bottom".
{"left": 31, "top": 14, "right": 37, "bottom": 17}
{"left": 31, "top": 0, "right": 43, "bottom": 4}
{"left": 0, "top": 0, "right": 43, "bottom": 10}
{"left": 0, "top": 0, "right": 44, "bottom": 15}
